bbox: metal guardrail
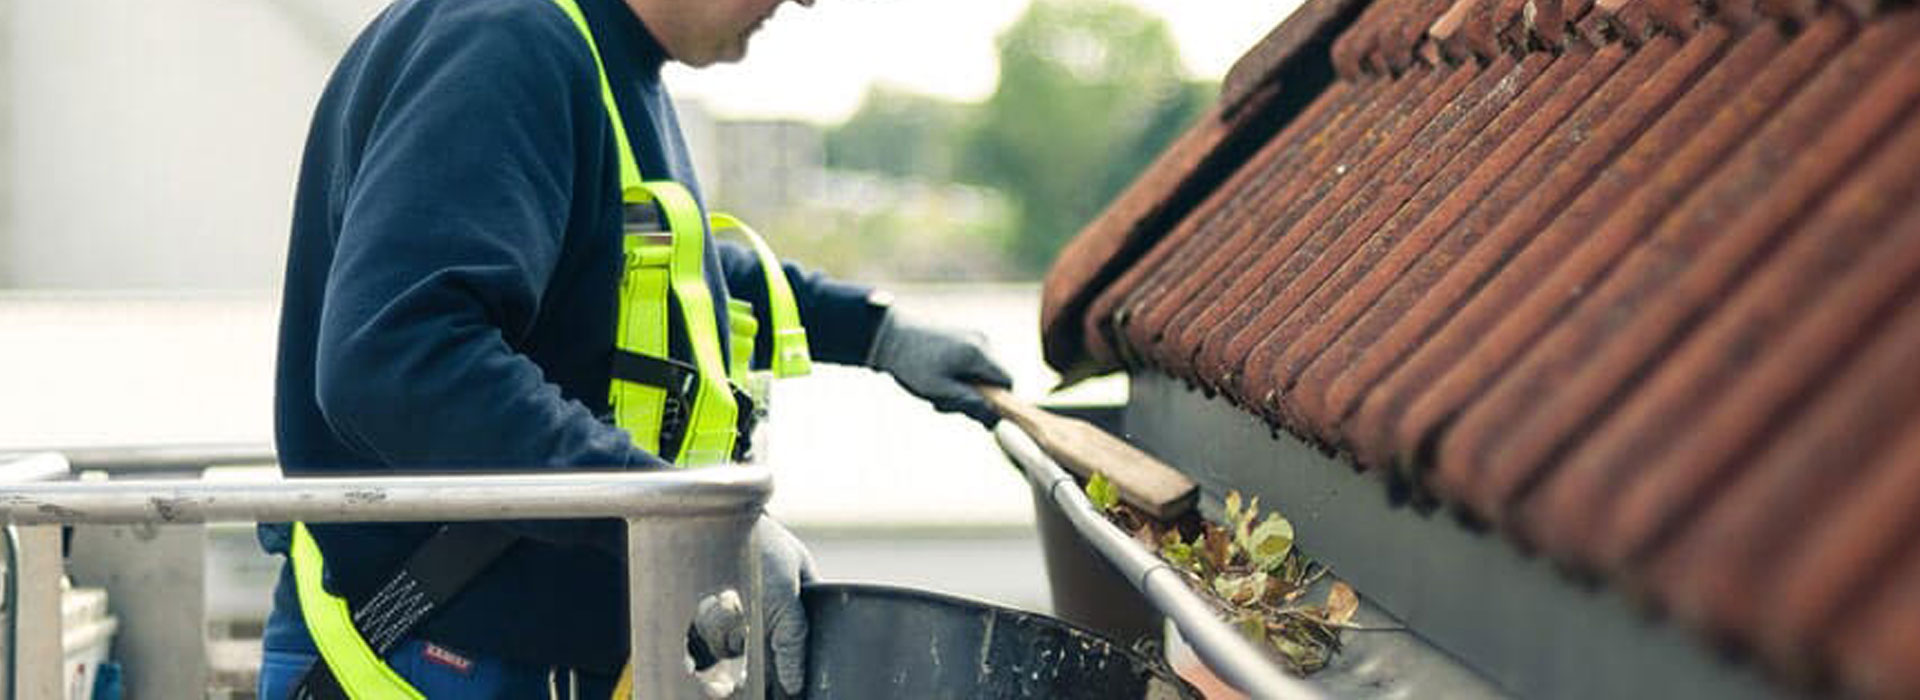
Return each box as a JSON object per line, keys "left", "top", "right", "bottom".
{"left": 0, "top": 453, "right": 74, "bottom": 700}
{"left": 37, "top": 443, "right": 277, "bottom": 474}
{"left": 0, "top": 450, "right": 775, "bottom": 700}
{"left": 995, "top": 423, "right": 1325, "bottom": 700}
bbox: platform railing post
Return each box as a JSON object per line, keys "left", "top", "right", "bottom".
{"left": 8, "top": 525, "right": 62, "bottom": 700}
{"left": 0, "top": 453, "right": 71, "bottom": 700}
{"left": 626, "top": 508, "right": 760, "bottom": 700}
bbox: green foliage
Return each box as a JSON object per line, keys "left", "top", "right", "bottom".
{"left": 1245, "top": 514, "right": 1296, "bottom": 573}
{"left": 1159, "top": 530, "right": 1198, "bottom": 573}
{"left": 1085, "top": 471, "right": 1120, "bottom": 511}
{"left": 962, "top": 0, "right": 1214, "bottom": 276}
{"left": 825, "top": 87, "right": 972, "bottom": 180}
{"left": 806, "top": 0, "right": 1213, "bottom": 280}
{"left": 1104, "top": 489, "right": 1345, "bottom": 676}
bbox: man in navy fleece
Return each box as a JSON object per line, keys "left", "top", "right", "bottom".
{"left": 258, "top": 0, "right": 1013, "bottom": 696}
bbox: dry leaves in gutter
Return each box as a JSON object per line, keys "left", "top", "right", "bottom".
{"left": 1087, "top": 473, "right": 1356, "bottom": 675}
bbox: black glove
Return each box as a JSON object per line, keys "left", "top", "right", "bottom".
{"left": 866, "top": 309, "right": 1014, "bottom": 426}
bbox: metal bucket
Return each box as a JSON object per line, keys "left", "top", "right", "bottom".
{"left": 797, "top": 583, "right": 1196, "bottom": 699}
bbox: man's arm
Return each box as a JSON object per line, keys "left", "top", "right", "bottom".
{"left": 715, "top": 242, "right": 888, "bottom": 366}
{"left": 715, "top": 244, "right": 1013, "bottom": 424}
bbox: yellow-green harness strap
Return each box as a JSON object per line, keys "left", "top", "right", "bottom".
{"left": 550, "top": 0, "right": 735, "bottom": 463}
{"left": 548, "top": 0, "right": 643, "bottom": 197}
{"left": 292, "top": 524, "right": 426, "bottom": 699}
{"left": 648, "top": 182, "right": 738, "bottom": 465}
{"left": 710, "top": 214, "right": 812, "bottom": 378}
{"left": 553, "top": 0, "right": 810, "bottom": 465}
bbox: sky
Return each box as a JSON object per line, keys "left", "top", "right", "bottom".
{"left": 665, "top": 0, "right": 1306, "bottom": 123}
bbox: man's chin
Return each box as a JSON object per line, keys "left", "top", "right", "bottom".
{"left": 680, "top": 40, "right": 749, "bottom": 67}
{"left": 719, "top": 34, "right": 754, "bottom": 63}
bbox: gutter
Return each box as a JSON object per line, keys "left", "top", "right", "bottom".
{"left": 993, "top": 423, "right": 1322, "bottom": 700}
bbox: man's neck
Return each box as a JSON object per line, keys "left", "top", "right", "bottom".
{"left": 618, "top": 0, "right": 682, "bottom": 66}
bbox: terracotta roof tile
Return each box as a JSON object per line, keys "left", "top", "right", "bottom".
{"left": 1646, "top": 189, "right": 1920, "bottom": 643}
{"left": 1545, "top": 99, "right": 1920, "bottom": 576}
{"left": 1041, "top": 0, "right": 1920, "bottom": 691}
{"left": 1221, "top": 53, "right": 1554, "bottom": 407}
{"left": 1124, "top": 75, "right": 1429, "bottom": 376}
{"left": 1441, "top": 10, "right": 1920, "bottom": 528}
{"left": 1297, "top": 37, "right": 1652, "bottom": 446}
{"left": 1180, "top": 65, "right": 1485, "bottom": 391}
{"left": 1080, "top": 81, "right": 1367, "bottom": 374}
{"left": 1368, "top": 13, "right": 1848, "bottom": 476}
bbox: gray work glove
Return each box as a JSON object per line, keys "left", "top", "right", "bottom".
{"left": 755, "top": 517, "right": 815, "bottom": 697}
{"left": 866, "top": 309, "right": 1015, "bottom": 426}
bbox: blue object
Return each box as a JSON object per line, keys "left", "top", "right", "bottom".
{"left": 89, "top": 661, "right": 121, "bottom": 700}
{"left": 257, "top": 639, "right": 614, "bottom": 699}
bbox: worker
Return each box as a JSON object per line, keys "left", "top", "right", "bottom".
{"left": 255, "top": 0, "right": 1014, "bottom": 696}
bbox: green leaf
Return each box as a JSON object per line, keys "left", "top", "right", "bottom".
{"left": 1159, "top": 531, "right": 1197, "bottom": 572}
{"left": 1231, "top": 494, "right": 1262, "bottom": 543}
{"left": 1212, "top": 572, "right": 1269, "bottom": 606}
{"left": 1234, "top": 612, "right": 1266, "bottom": 643}
{"left": 1225, "top": 491, "right": 1243, "bottom": 527}
{"left": 1272, "top": 634, "right": 1315, "bottom": 670}
{"left": 1085, "top": 472, "right": 1120, "bottom": 512}
{"left": 1246, "top": 513, "right": 1295, "bottom": 573}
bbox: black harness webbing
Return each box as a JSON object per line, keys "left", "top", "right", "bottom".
{"left": 294, "top": 523, "right": 518, "bottom": 699}
{"left": 611, "top": 349, "right": 762, "bottom": 462}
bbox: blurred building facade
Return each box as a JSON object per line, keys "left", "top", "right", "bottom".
{"left": 0, "top": 1, "right": 748, "bottom": 292}
{"left": 0, "top": 1, "right": 387, "bottom": 289}
{"left": 710, "top": 120, "right": 825, "bottom": 225}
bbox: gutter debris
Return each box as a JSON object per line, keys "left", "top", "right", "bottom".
{"left": 1088, "top": 473, "right": 1360, "bottom": 676}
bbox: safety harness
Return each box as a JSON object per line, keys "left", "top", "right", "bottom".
{"left": 290, "top": 0, "right": 811, "bottom": 695}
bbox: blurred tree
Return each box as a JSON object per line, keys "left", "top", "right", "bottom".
{"left": 962, "top": 0, "right": 1211, "bottom": 277}
{"left": 825, "top": 86, "right": 971, "bottom": 180}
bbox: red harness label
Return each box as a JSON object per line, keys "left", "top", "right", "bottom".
{"left": 422, "top": 643, "right": 474, "bottom": 675}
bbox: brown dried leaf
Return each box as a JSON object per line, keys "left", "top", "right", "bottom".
{"left": 1202, "top": 526, "right": 1233, "bottom": 573}
{"left": 1132, "top": 521, "right": 1159, "bottom": 548}
{"left": 1325, "top": 582, "right": 1358, "bottom": 627}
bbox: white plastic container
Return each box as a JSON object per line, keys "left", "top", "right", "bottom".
{"left": 62, "top": 584, "right": 118, "bottom": 700}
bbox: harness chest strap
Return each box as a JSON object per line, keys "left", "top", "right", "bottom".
{"left": 555, "top": 0, "right": 810, "bottom": 465}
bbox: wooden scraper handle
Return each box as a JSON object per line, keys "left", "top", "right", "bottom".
{"left": 976, "top": 385, "right": 1197, "bottom": 520}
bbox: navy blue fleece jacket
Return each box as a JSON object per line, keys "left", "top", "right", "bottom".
{"left": 263, "top": 0, "right": 884, "bottom": 673}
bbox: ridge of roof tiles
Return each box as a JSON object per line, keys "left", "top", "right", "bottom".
{"left": 1040, "top": 0, "right": 1920, "bottom": 693}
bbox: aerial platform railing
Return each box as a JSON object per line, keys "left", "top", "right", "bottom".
{"left": 0, "top": 448, "right": 774, "bottom": 700}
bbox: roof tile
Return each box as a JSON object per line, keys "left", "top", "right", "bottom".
{"left": 1368, "top": 14, "right": 1848, "bottom": 477}
{"left": 1442, "top": 9, "right": 1920, "bottom": 528}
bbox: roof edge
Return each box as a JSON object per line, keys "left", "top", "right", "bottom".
{"left": 1039, "top": 0, "right": 1373, "bottom": 384}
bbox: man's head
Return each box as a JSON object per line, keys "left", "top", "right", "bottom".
{"left": 625, "top": 0, "right": 813, "bottom": 67}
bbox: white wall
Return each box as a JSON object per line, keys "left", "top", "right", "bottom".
{"left": 3, "top": 1, "right": 385, "bottom": 290}
{"left": 1, "top": 0, "right": 14, "bottom": 287}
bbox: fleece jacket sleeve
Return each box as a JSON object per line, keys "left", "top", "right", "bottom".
{"left": 715, "top": 241, "right": 888, "bottom": 368}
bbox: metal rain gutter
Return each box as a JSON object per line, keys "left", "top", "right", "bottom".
{"left": 994, "top": 423, "right": 1322, "bottom": 700}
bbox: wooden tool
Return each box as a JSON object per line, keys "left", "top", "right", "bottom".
{"left": 978, "top": 385, "right": 1198, "bottom": 520}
